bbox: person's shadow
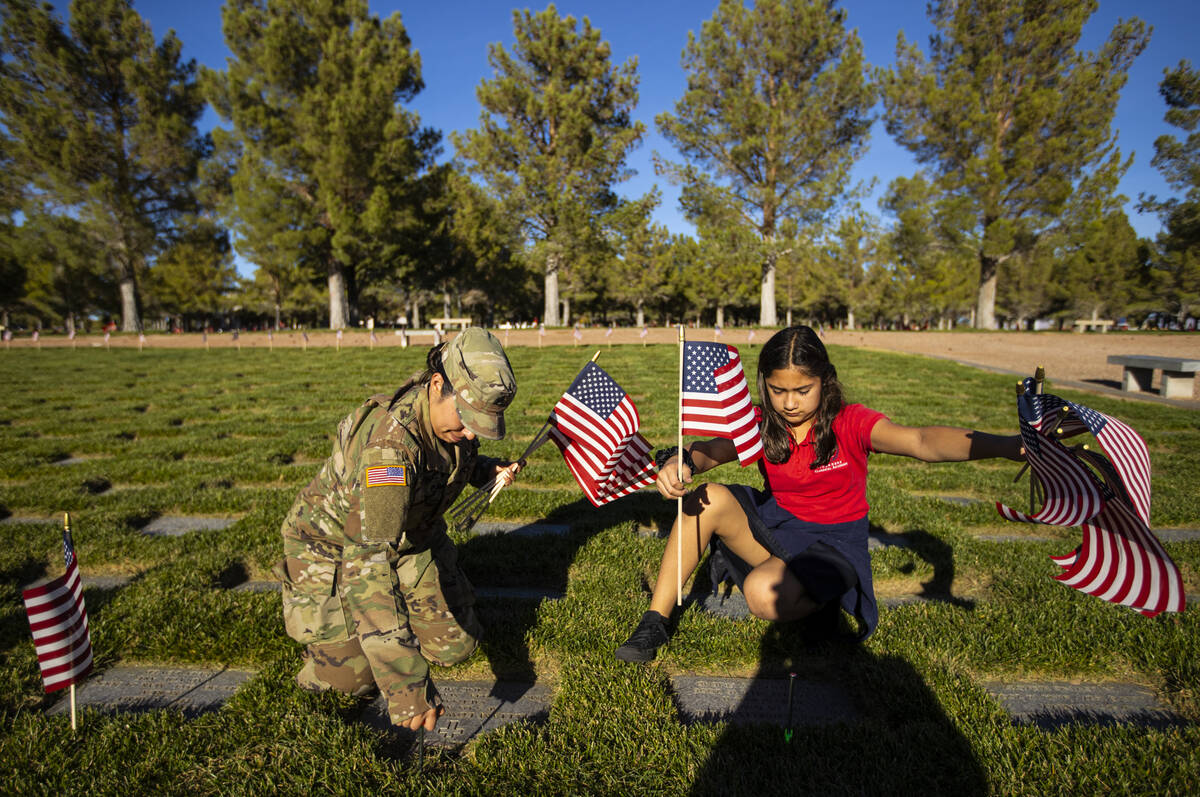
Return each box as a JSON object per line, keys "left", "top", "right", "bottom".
{"left": 682, "top": 621, "right": 989, "bottom": 796}
{"left": 456, "top": 491, "right": 671, "bottom": 690}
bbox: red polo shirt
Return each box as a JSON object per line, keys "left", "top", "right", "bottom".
{"left": 757, "top": 403, "right": 887, "bottom": 523}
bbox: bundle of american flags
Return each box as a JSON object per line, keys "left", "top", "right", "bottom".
{"left": 22, "top": 517, "right": 94, "bottom": 693}
{"left": 681, "top": 341, "right": 763, "bottom": 465}
{"left": 549, "top": 362, "right": 657, "bottom": 506}
{"left": 997, "top": 377, "right": 1185, "bottom": 616}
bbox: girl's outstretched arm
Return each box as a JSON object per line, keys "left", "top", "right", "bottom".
{"left": 870, "top": 419, "right": 1024, "bottom": 463}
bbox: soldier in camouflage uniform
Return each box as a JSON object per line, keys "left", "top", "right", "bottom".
{"left": 276, "top": 327, "right": 520, "bottom": 732}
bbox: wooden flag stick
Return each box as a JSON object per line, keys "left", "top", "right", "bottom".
{"left": 62, "top": 511, "right": 78, "bottom": 732}
{"left": 677, "top": 324, "right": 685, "bottom": 606}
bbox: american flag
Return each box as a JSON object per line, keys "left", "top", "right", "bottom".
{"left": 996, "top": 379, "right": 1183, "bottom": 616}
{"left": 681, "top": 341, "right": 763, "bottom": 465}
{"left": 22, "top": 526, "right": 94, "bottom": 693}
{"left": 549, "top": 362, "right": 656, "bottom": 506}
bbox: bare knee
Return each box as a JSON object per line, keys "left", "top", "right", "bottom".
{"left": 681, "top": 482, "right": 740, "bottom": 518}
{"left": 743, "top": 568, "right": 781, "bottom": 620}
{"left": 742, "top": 560, "right": 816, "bottom": 622}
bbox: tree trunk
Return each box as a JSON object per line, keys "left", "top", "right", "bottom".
{"left": 786, "top": 308, "right": 793, "bottom": 327}
{"left": 561, "top": 297, "right": 570, "bottom": 327}
{"left": 716, "top": 305, "right": 725, "bottom": 328}
{"left": 636, "top": 299, "right": 645, "bottom": 328}
{"left": 274, "top": 302, "right": 281, "bottom": 331}
{"left": 976, "top": 253, "right": 998, "bottom": 330}
{"left": 443, "top": 289, "right": 451, "bottom": 319}
{"left": 544, "top": 252, "right": 561, "bottom": 326}
{"left": 328, "top": 263, "right": 350, "bottom": 330}
{"left": 846, "top": 309, "right": 855, "bottom": 330}
{"left": 65, "top": 313, "right": 76, "bottom": 337}
{"left": 759, "top": 251, "right": 778, "bottom": 326}
{"left": 119, "top": 275, "right": 140, "bottom": 332}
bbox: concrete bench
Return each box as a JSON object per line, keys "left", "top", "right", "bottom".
{"left": 429, "top": 317, "right": 472, "bottom": 332}
{"left": 1074, "top": 318, "right": 1114, "bottom": 333}
{"left": 397, "top": 329, "right": 441, "bottom": 348}
{"left": 1107, "top": 354, "right": 1200, "bottom": 399}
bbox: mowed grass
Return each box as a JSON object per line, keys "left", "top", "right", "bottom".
{"left": 1, "top": 342, "right": 1198, "bottom": 796}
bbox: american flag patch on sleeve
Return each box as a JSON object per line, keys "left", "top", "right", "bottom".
{"left": 365, "top": 465, "right": 407, "bottom": 487}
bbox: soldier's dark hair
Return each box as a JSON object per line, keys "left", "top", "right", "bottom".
{"left": 757, "top": 325, "right": 845, "bottom": 468}
{"left": 389, "top": 342, "right": 454, "bottom": 409}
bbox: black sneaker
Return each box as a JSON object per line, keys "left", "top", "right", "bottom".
{"left": 615, "top": 611, "right": 670, "bottom": 662}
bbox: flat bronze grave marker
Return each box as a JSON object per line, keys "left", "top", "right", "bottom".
{"left": 361, "top": 680, "right": 551, "bottom": 748}
{"left": 227, "top": 582, "right": 564, "bottom": 602}
{"left": 1155, "top": 528, "right": 1200, "bottom": 542}
{"left": 937, "top": 495, "right": 981, "bottom": 506}
{"left": 81, "top": 574, "right": 133, "bottom": 590}
{"left": 671, "top": 676, "right": 859, "bottom": 726}
{"left": 231, "top": 580, "right": 279, "bottom": 593}
{"left": 981, "top": 680, "right": 1187, "bottom": 730}
{"left": 699, "top": 588, "right": 940, "bottom": 619}
{"left": 972, "top": 532, "right": 1055, "bottom": 542}
{"left": 0, "top": 515, "right": 56, "bottom": 526}
{"left": 47, "top": 667, "right": 255, "bottom": 719}
{"left": 867, "top": 531, "right": 909, "bottom": 550}
{"left": 140, "top": 516, "right": 236, "bottom": 536}
{"left": 472, "top": 520, "right": 570, "bottom": 537}
{"left": 51, "top": 457, "right": 89, "bottom": 466}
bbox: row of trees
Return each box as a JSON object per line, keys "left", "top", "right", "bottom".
{"left": 1, "top": 0, "right": 1197, "bottom": 335}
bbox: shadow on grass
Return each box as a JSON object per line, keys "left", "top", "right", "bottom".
{"left": 901, "top": 527, "right": 976, "bottom": 610}
{"left": 458, "top": 494, "right": 677, "bottom": 687}
{"left": 686, "top": 623, "right": 988, "bottom": 796}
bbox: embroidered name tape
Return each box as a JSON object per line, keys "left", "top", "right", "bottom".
{"left": 365, "top": 465, "right": 407, "bottom": 487}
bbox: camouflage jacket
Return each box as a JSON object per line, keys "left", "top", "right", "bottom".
{"left": 278, "top": 382, "right": 500, "bottom": 645}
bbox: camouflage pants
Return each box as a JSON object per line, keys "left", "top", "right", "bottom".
{"left": 290, "top": 535, "right": 482, "bottom": 725}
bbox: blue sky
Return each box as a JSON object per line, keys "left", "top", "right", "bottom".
{"left": 118, "top": 1, "right": 1199, "bottom": 273}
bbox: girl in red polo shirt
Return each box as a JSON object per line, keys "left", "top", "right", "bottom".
{"left": 615, "top": 325, "right": 1023, "bottom": 662}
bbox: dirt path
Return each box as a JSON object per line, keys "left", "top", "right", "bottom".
{"left": 11, "top": 326, "right": 1199, "bottom": 402}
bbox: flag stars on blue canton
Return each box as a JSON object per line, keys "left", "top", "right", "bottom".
{"left": 1072, "top": 403, "right": 1107, "bottom": 433}
{"left": 684, "top": 342, "right": 730, "bottom": 392}
{"left": 568, "top": 364, "right": 626, "bottom": 417}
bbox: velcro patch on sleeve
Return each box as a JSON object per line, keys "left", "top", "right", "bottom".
{"left": 365, "top": 465, "right": 408, "bottom": 487}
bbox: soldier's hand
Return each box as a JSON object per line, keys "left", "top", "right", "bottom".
{"left": 404, "top": 705, "right": 443, "bottom": 732}
{"left": 655, "top": 457, "right": 692, "bottom": 500}
{"left": 496, "top": 460, "right": 523, "bottom": 487}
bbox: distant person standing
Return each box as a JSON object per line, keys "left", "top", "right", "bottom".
{"left": 277, "top": 328, "right": 521, "bottom": 731}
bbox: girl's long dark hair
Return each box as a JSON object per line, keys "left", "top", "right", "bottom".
{"left": 757, "top": 326, "right": 845, "bottom": 467}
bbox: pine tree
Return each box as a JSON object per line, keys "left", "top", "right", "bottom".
{"left": 880, "top": 175, "right": 975, "bottom": 327}
{"left": 881, "top": 0, "right": 1148, "bottom": 329}
{"left": 0, "top": 0, "right": 208, "bottom": 332}
{"left": 1140, "top": 60, "right": 1200, "bottom": 321}
{"left": 204, "top": 0, "right": 436, "bottom": 329}
{"left": 143, "top": 220, "right": 236, "bottom": 331}
{"left": 656, "top": 0, "right": 873, "bottom": 326}
{"left": 453, "top": 5, "right": 644, "bottom": 327}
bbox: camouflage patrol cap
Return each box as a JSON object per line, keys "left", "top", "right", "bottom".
{"left": 442, "top": 327, "right": 516, "bottom": 440}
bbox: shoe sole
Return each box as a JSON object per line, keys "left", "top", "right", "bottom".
{"left": 614, "top": 646, "right": 660, "bottom": 663}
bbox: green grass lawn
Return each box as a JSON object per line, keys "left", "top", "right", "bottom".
{"left": 1, "top": 344, "right": 1197, "bottom": 795}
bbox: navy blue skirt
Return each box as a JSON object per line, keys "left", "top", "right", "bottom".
{"left": 722, "top": 484, "right": 878, "bottom": 641}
